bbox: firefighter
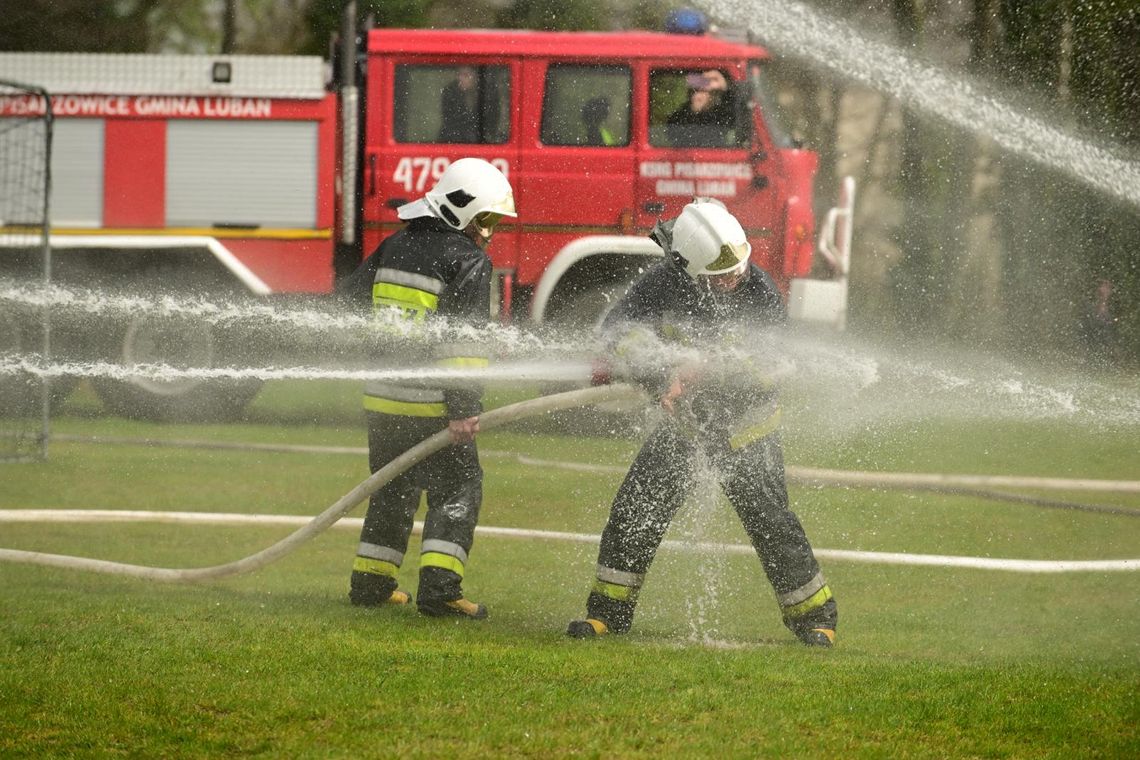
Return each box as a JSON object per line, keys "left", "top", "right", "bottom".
{"left": 340, "top": 157, "right": 515, "bottom": 619}
{"left": 567, "top": 199, "right": 838, "bottom": 647}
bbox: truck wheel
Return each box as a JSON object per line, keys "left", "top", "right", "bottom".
{"left": 541, "top": 280, "right": 644, "bottom": 433}
{"left": 547, "top": 281, "right": 631, "bottom": 330}
{"left": 92, "top": 311, "right": 261, "bottom": 422}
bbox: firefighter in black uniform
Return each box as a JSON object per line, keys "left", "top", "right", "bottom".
{"left": 567, "top": 199, "right": 838, "bottom": 646}
{"left": 340, "top": 158, "right": 515, "bottom": 619}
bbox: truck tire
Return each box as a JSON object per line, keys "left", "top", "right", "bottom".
{"left": 540, "top": 280, "right": 644, "bottom": 434}
{"left": 546, "top": 280, "right": 632, "bottom": 330}
{"left": 91, "top": 310, "right": 261, "bottom": 422}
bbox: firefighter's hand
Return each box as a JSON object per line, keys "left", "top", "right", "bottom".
{"left": 659, "top": 377, "right": 685, "bottom": 414}
{"left": 448, "top": 416, "right": 480, "bottom": 444}
{"left": 658, "top": 364, "right": 701, "bottom": 414}
{"left": 701, "top": 69, "right": 727, "bottom": 91}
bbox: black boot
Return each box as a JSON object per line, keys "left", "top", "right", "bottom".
{"left": 416, "top": 566, "right": 487, "bottom": 619}
{"left": 349, "top": 571, "right": 410, "bottom": 607}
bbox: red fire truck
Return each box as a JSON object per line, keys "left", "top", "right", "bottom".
{"left": 0, "top": 15, "right": 851, "bottom": 420}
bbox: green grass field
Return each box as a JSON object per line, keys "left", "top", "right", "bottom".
{"left": 2, "top": 380, "right": 1138, "bottom": 758}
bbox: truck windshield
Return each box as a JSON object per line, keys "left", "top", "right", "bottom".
{"left": 748, "top": 62, "right": 796, "bottom": 149}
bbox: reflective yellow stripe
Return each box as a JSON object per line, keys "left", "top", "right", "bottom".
{"left": 366, "top": 220, "right": 775, "bottom": 238}
{"left": 9, "top": 225, "right": 333, "bottom": 240}
{"left": 362, "top": 395, "right": 447, "bottom": 417}
{"left": 728, "top": 407, "right": 782, "bottom": 450}
{"left": 614, "top": 327, "right": 657, "bottom": 358}
{"left": 592, "top": 579, "right": 637, "bottom": 602}
{"left": 421, "top": 551, "right": 465, "bottom": 578}
{"left": 373, "top": 282, "right": 439, "bottom": 313}
{"left": 739, "top": 357, "right": 779, "bottom": 392}
{"left": 353, "top": 557, "right": 399, "bottom": 578}
{"left": 437, "top": 357, "right": 490, "bottom": 369}
{"left": 781, "top": 584, "right": 833, "bottom": 619}
{"left": 659, "top": 324, "right": 690, "bottom": 343}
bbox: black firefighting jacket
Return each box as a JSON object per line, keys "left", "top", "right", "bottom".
{"left": 601, "top": 221, "right": 787, "bottom": 442}
{"left": 338, "top": 216, "right": 492, "bottom": 419}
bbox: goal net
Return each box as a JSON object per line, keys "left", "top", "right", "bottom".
{"left": 0, "top": 80, "right": 52, "bottom": 462}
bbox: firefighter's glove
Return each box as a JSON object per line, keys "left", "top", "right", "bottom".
{"left": 590, "top": 358, "right": 613, "bottom": 386}
{"left": 610, "top": 326, "right": 676, "bottom": 395}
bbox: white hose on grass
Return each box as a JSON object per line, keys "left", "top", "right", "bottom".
{"left": 0, "top": 384, "right": 643, "bottom": 583}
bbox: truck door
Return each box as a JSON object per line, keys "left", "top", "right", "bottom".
{"left": 635, "top": 64, "right": 780, "bottom": 274}
{"left": 365, "top": 58, "right": 519, "bottom": 267}
{"left": 515, "top": 61, "right": 637, "bottom": 287}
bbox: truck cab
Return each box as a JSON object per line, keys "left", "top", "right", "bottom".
{"left": 355, "top": 27, "right": 819, "bottom": 324}
{"left": 0, "top": 22, "right": 846, "bottom": 421}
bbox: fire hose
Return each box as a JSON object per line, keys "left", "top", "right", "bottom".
{"left": 0, "top": 384, "right": 643, "bottom": 583}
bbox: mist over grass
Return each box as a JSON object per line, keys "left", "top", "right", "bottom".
{"left": 2, "top": 377, "right": 1137, "bottom": 756}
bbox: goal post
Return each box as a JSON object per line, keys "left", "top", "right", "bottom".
{"left": 0, "top": 79, "right": 52, "bottom": 462}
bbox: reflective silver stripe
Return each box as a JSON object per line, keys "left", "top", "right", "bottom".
{"left": 421, "top": 539, "right": 468, "bottom": 564}
{"left": 363, "top": 382, "right": 446, "bottom": 403}
{"left": 777, "top": 571, "right": 828, "bottom": 607}
{"left": 596, "top": 564, "right": 644, "bottom": 588}
{"left": 377, "top": 267, "right": 444, "bottom": 294}
{"left": 357, "top": 542, "right": 404, "bottom": 565}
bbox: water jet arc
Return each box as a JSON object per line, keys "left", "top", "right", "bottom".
{"left": 0, "top": 384, "right": 643, "bottom": 583}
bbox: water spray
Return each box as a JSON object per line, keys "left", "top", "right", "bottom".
{"left": 711, "top": 0, "right": 1140, "bottom": 208}
{"left": 0, "top": 278, "right": 573, "bottom": 355}
{"left": 0, "top": 384, "right": 645, "bottom": 582}
{"left": 0, "top": 355, "right": 600, "bottom": 387}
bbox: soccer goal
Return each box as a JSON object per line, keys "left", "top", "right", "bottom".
{"left": 0, "top": 80, "right": 52, "bottom": 462}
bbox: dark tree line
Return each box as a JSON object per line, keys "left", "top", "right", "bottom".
{"left": 784, "top": 0, "right": 1137, "bottom": 363}
{"left": 889, "top": 0, "right": 1138, "bottom": 362}
{"left": 0, "top": 0, "right": 167, "bottom": 53}
{"left": 993, "top": 0, "right": 1139, "bottom": 364}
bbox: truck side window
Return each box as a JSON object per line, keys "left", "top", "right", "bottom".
{"left": 540, "top": 64, "right": 630, "bottom": 147}
{"left": 393, "top": 64, "right": 510, "bottom": 145}
{"left": 649, "top": 69, "right": 740, "bottom": 148}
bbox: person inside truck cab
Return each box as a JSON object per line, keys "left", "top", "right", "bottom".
{"left": 581, "top": 96, "right": 617, "bottom": 146}
{"left": 665, "top": 69, "right": 736, "bottom": 148}
{"left": 438, "top": 65, "right": 499, "bottom": 143}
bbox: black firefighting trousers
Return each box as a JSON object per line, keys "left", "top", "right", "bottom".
{"left": 349, "top": 411, "right": 483, "bottom": 606}
{"left": 585, "top": 419, "right": 837, "bottom": 635}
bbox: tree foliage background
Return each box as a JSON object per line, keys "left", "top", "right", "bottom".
{"left": 2, "top": 0, "right": 1136, "bottom": 364}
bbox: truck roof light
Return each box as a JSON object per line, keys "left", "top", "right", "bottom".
{"left": 665, "top": 8, "right": 709, "bottom": 35}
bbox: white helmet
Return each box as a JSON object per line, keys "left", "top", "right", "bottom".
{"left": 397, "top": 157, "right": 516, "bottom": 231}
{"left": 670, "top": 199, "right": 751, "bottom": 279}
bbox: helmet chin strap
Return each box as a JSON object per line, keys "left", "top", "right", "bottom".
{"left": 465, "top": 220, "right": 495, "bottom": 248}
